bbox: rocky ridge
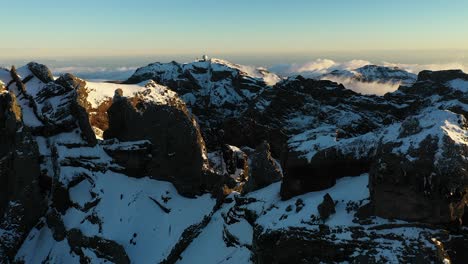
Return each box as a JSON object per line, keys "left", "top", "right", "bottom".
{"left": 0, "top": 59, "right": 467, "bottom": 263}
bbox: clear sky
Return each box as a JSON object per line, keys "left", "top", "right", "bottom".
{"left": 1, "top": 0, "right": 468, "bottom": 60}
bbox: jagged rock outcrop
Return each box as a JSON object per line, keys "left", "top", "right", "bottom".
{"left": 263, "top": 77, "right": 401, "bottom": 199}
{"left": 36, "top": 74, "right": 96, "bottom": 145}
{"left": 7, "top": 63, "right": 97, "bottom": 145}
{"left": 243, "top": 141, "right": 282, "bottom": 193}
{"left": 212, "top": 144, "right": 250, "bottom": 191}
{"left": 54, "top": 73, "right": 97, "bottom": 144}
{"left": 27, "top": 62, "right": 54, "bottom": 83}
{"left": 0, "top": 91, "right": 46, "bottom": 261}
{"left": 104, "top": 88, "right": 217, "bottom": 197}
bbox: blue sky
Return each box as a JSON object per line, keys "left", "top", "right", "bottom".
{"left": 2, "top": 0, "right": 468, "bottom": 60}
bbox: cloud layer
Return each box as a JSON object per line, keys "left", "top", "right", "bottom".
{"left": 269, "top": 59, "right": 371, "bottom": 78}
{"left": 52, "top": 66, "right": 137, "bottom": 81}
{"left": 269, "top": 59, "right": 468, "bottom": 95}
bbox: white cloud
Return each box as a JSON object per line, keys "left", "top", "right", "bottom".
{"left": 269, "top": 59, "right": 468, "bottom": 95}
{"left": 382, "top": 61, "right": 468, "bottom": 74}
{"left": 269, "top": 59, "right": 371, "bottom": 77}
{"left": 51, "top": 66, "right": 137, "bottom": 81}
{"left": 324, "top": 76, "right": 401, "bottom": 96}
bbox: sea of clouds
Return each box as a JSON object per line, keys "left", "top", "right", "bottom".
{"left": 268, "top": 59, "right": 468, "bottom": 95}
{"left": 51, "top": 66, "right": 137, "bottom": 81}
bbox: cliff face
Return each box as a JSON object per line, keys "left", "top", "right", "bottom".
{"left": 1, "top": 60, "right": 467, "bottom": 264}
{"left": 0, "top": 91, "right": 45, "bottom": 259}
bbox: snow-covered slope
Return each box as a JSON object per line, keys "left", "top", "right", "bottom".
{"left": 124, "top": 58, "right": 280, "bottom": 132}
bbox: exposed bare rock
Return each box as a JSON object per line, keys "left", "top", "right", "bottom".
{"left": 0, "top": 91, "right": 46, "bottom": 261}
{"left": 104, "top": 88, "right": 218, "bottom": 197}
{"left": 317, "top": 193, "right": 336, "bottom": 220}
{"left": 67, "top": 228, "right": 130, "bottom": 264}
{"left": 27, "top": 62, "right": 54, "bottom": 83}
{"left": 243, "top": 141, "right": 282, "bottom": 193}
{"left": 103, "top": 139, "right": 152, "bottom": 177}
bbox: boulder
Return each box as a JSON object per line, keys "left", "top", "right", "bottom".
{"left": 317, "top": 193, "right": 336, "bottom": 220}
{"left": 27, "top": 62, "right": 54, "bottom": 83}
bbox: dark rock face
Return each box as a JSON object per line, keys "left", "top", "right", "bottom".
{"left": 281, "top": 146, "right": 373, "bottom": 200}
{"left": 220, "top": 144, "right": 249, "bottom": 190}
{"left": 396, "top": 69, "right": 468, "bottom": 101}
{"left": 27, "top": 62, "right": 54, "bottom": 83}
{"left": 104, "top": 91, "right": 213, "bottom": 197}
{"left": 243, "top": 141, "right": 282, "bottom": 193}
{"left": 463, "top": 205, "right": 468, "bottom": 226}
{"left": 444, "top": 234, "right": 468, "bottom": 264}
{"left": 252, "top": 228, "right": 361, "bottom": 264}
{"left": 370, "top": 112, "right": 468, "bottom": 224}
{"left": 222, "top": 145, "right": 249, "bottom": 180}
{"left": 51, "top": 182, "right": 72, "bottom": 214}
{"left": 399, "top": 117, "right": 422, "bottom": 138}
{"left": 317, "top": 193, "right": 336, "bottom": 220}
{"left": 103, "top": 139, "right": 153, "bottom": 177}
{"left": 252, "top": 225, "right": 457, "bottom": 264}
{"left": 0, "top": 91, "right": 46, "bottom": 260}
{"left": 417, "top": 69, "right": 468, "bottom": 83}
{"left": 222, "top": 117, "right": 288, "bottom": 158}
{"left": 67, "top": 228, "right": 130, "bottom": 264}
